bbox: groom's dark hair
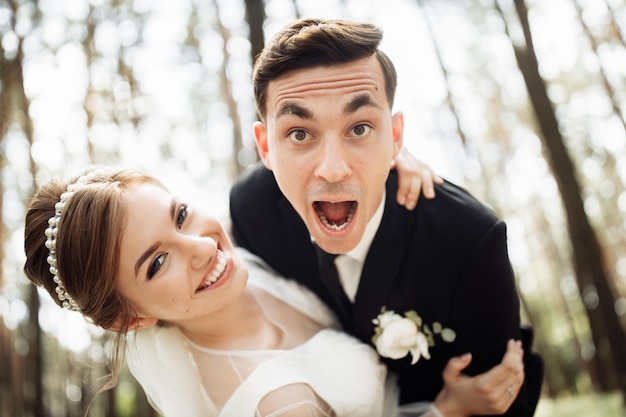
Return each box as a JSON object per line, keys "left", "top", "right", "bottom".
{"left": 252, "top": 18, "right": 398, "bottom": 122}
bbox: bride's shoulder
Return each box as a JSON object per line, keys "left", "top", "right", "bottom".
{"left": 236, "top": 247, "right": 339, "bottom": 328}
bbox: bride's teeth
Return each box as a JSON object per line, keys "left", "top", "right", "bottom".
{"left": 209, "top": 251, "right": 226, "bottom": 282}
{"left": 198, "top": 251, "right": 227, "bottom": 290}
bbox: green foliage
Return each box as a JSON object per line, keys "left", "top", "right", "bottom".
{"left": 535, "top": 393, "right": 626, "bottom": 417}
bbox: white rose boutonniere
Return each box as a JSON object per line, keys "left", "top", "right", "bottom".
{"left": 372, "top": 307, "right": 456, "bottom": 365}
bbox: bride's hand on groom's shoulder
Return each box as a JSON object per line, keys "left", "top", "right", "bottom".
{"left": 432, "top": 339, "right": 525, "bottom": 417}
{"left": 391, "top": 147, "right": 443, "bottom": 210}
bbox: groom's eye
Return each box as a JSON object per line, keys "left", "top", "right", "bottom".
{"left": 288, "top": 129, "right": 311, "bottom": 143}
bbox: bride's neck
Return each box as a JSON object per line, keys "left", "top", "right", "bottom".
{"left": 178, "top": 289, "right": 282, "bottom": 350}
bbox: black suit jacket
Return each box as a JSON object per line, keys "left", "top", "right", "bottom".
{"left": 230, "top": 164, "right": 542, "bottom": 416}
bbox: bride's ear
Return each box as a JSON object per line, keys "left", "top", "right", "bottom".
{"left": 109, "top": 313, "right": 158, "bottom": 332}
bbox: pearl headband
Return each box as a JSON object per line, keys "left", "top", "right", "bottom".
{"left": 45, "top": 170, "right": 101, "bottom": 312}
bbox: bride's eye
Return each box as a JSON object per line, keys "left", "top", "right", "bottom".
{"left": 176, "top": 205, "right": 188, "bottom": 229}
{"left": 148, "top": 254, "right": 166, "bottom": 280}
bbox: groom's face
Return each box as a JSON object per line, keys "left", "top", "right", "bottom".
{"left": 253, "top": 56, "right": 404, "bottom": 254}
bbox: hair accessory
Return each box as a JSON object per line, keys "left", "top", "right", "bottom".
{"left": 45, "top": 170, "right": 102, "bottom": 312}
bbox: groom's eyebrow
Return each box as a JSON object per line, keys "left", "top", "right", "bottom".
{"left": 343, "top": 93, "right": 381, "bottom": 114}
{"left": 134, "top": 199, "right": 177, "bottom": 278}
{"left": 276, "top": 102, "right": 313, "bottom": 120}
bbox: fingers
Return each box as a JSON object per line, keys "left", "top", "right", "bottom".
{"left": 396, "top": 174, "right": 422, "bottom": 210}
{"left": 480, "top": 340, "right": 524, "bottom": 384}
{"left": 496, "top": 340, "right": 525, "bottom": 406}
{"left": 500, "top": 339, "right": 525, "bottom": 384}
{"left": 392, "top": 148, "right": 418, "bottom": 209}
{"left": 476, "top": 339, "right": 525, "bottom": 414}
{"left": 392, "top": 147, "right": 442, "bottom": 210}
{"left": 416, "top": 158, "right": 442, "bottom": 201}
{"left": 417, "top": 165, "right": 435, "bottom": 201}
{"left": 442, "top": 353, "right": 473, "bottom": 383}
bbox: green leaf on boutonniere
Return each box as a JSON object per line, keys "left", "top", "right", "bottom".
{"left": 441, "top": 328, "right": 457, "bottom": 342}
{"left": 404, "top": 310, "right": 422, "bottom": 327}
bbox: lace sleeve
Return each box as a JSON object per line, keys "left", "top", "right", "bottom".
{"left": 126, "top": 326, "right": 218, "bottom": 417}
{"left": 394, "top": 402, "right": 441, "bottom": 417}
{"left": 257, "top": 383, "right": 336, "bottom": 417}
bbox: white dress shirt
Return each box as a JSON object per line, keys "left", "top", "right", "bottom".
{"left": 335, "top": 193, "right": 386, "bottom": 302}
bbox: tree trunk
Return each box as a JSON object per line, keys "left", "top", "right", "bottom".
{"left": 244, "top": 0, "right": 266, "bottom": 67}
{"left": 26, "top": 286, "right": 45, "bottom": 417}
{"left": 534, "top": 207, "right": 600, "bottom": 394}
{"left": 508, "top": 0, "right": 626, "bottom": 400}
{"left": 8, "top": 1, "right": 46, "bottom": 411}
{"left": 213, "top": 0, "right": 246, "bottom": 180}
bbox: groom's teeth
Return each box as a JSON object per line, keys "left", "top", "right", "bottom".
{"left": 316, "top": 204, "right": 356, "bottom": 231}
{"left": 198, "top": 250, "right": 227, "bottom": 291}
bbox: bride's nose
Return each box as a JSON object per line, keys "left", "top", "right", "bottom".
{"left": 184, "top": 235, "right": 217, "bottom": 270}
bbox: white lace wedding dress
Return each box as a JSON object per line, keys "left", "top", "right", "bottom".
{"left": 126, "top": 249, "right": 393, "bottom": 417}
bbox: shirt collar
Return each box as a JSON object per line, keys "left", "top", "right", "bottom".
{"left": 310, "top": 192, "right": 386, "bottom": 262}
{"left": 345, "top": 191, "right": 385, "bottom": 263}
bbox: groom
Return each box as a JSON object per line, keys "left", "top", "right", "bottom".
{"left": 230, "top": 18, "right": 542, "bottom": 416}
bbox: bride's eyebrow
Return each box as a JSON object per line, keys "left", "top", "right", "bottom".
{"left": 133, "top": 198, "right": 177, "bottom": 278}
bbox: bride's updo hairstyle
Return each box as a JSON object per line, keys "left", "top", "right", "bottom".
{"left": 23, "top": 167, "right": 164, "bottom": 391}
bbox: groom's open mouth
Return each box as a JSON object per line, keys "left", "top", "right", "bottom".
{"left": 314, "top": 201, "right": 357, "bottom": 231}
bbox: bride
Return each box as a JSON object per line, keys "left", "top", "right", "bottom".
{"left": 23, "top": 166, "right": 523, "bottom": 417}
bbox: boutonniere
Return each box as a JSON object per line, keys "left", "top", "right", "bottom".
{"left": 371, "top": 307, "right": 456, "bottom": 364}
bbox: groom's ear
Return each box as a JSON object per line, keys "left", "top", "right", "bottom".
{"left": 109, "top": 313, "right": 158, "bottom": 332}
{"left": 391, "top": 111, "right": 405, "bottom": 158}
{"left": 253, "top": 121, "right": 272, "bottom": 170}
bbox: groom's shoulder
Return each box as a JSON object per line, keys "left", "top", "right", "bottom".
{"left": 231, "top": 163, "right": 281, "bottom": 203}
{"left": 399, "top": 175, "right": 501, "bottom": 228}
{"left": 436, "top": 180, "right": 497, "bottom": 216}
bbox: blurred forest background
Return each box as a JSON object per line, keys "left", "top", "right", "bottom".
{"left": 1, "top": 0, "right": 625, "bottom": 416}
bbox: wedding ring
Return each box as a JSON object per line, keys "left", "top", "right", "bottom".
{"left": 506, "top": 386, "right": 514, "bottom": 396}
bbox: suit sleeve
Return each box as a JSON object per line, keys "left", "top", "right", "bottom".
{"left": 451, "top": 220, "right": 520, "bottom": 372}
{"left": 451, "top": 221, "right": 536, "bottom": 416}
{"left": 229, "top": 165, "right": 275, "bottom": 255}
{"left": 230, "top": 196, "right": 252, "bottom": 252}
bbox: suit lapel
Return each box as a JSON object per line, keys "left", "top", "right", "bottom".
{"left": 315, "top": 247, "right": 353, "bottom": 327}
{"left": 352, "top": 177, "right": 414, "bottom": 338}
{"left": 276, "top": 196, "right": 338, "bottom": 309}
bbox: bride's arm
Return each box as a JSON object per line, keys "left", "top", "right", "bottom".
{"left": 257, "top": 383, "right": 335, "bottom": 417}
{"left": 431, "top": 339, "right": 525, "bottom": 417}
{"left": 392, "top": 147, "right": 443, "bottom": 210}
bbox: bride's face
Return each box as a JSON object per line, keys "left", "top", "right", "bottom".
{"left": 116, "top": 183, "right": 248, "bottom": 323}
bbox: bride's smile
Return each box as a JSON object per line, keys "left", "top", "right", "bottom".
{"left": 196, "top": 248, "right": 230, "bottom": 293}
